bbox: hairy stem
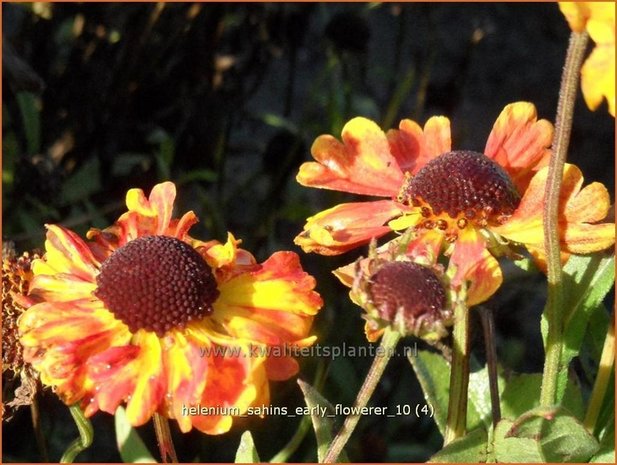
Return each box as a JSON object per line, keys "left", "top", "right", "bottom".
{"left": 322, "top": 327, "right": 401, "bottom": 463}
{"left": 540, "top": 31, "right": 589, "bottom": 407}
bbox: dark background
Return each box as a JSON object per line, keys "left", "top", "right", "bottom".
{"left": 3, "top": 2, "right": 614, "bottom": 462}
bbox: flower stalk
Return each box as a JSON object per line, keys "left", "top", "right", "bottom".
{"left": 322, "top": 327, "right": 401, "bottom": 463}
{"left": 153, "top": 412, "right": 178, "bottom": 463}
{"left": 444, "top": 289, "right": 470, "bottom": 444}
{"left": 60, "top": 405, "right": 93, "bottom": 463}
{"left": 540, "top": 30, "right": 589, "bottom": 407}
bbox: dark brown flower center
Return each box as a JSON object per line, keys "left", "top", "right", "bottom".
{"left": 368, "top": 262, "right": 446, "bottom": 332}
{"left": 95, "top": 235, "right": 219, "bottom": 336}
{"left": 398, "top": 150, "right": 520, "bottom": 239}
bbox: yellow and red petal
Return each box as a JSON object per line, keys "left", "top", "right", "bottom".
{"left": 484, "top": 102, "right": 553, "bottom": 192}
{"left": 386, "top": 116, "right": 452, "bottom": 174}
{"left": 163, "top": 331, "right": 209, "bottom": 431}
{"left": 87, "top": 331, "right": 166, "bottom": 426}
{"left": 297, "top": 117, "right": 404, "bottom": 197}
{"left": 294, "top": 200, "right": 404, "bottom": 255}
{"left": 214, "top": 251, "right": 321, "bottom": 338}
{"left": 37, "top": 225, "right": 99, "bottom": 281}
{"left": 493, "top": 163, "right": 615, "bottom": 266}
{"left": 19, "top": 300, "right": 130, "bottom": 405}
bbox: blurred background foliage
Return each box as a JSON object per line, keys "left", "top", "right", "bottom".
{"left": 2, "top": 2, "right": 614, "bottom": 463}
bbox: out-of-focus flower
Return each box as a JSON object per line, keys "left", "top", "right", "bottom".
{"left": 2, "top": 245, "right": 41, "bottom": 420}
{"left": 296, "top": 102, "right": 614, "bottom": 305}
{"left": 559, "top": 2, "right": 615, "bottom": 116}
{"left": 18, "top": 182, "right": 322, "bottom": 434}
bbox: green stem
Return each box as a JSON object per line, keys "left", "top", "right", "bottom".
{"left": 153, "top": 412, "right": 178, "bottom": 463}
{"left": 583, "top": 310, "right": 615, "bottom": 433}
{"left": 322, "top": 327, "right": 401, "bottom": 463}
{"left": 60, "top": 404, "right": 93, "bottom": 463}
{"left": 540, "top": 31, "right": 589, "bottom": 407}
{"left": 444, "top": 292, "right": 470, "bottom": 444}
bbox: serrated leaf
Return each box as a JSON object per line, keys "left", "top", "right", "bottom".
{"left": 297, "top": 379, "right": 348, "bottom": 462}
{"left": 495, "top": 406, "right": 599, "bottom": 462}
{"left": 235, "top": 430, "right": 260, "bottom": 463}
{"left": 114, "top": 406, "right": 156, "bottom": 463}
{"left": 428, "top": 427, "right": 488, "bottom": 463}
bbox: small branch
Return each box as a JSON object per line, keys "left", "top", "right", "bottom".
{"left": 322, "top": 327, "right": 401, "bottom": 463}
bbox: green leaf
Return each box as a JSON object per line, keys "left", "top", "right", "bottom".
{"left": 60, "top": 157, "right": 102, "bottom": 205}
{"left": 408, "top": 350, "right": 450, "bottom": 436}
{"left": 558, "top": 254, "right": 615, "bottom": 400}
{"left": 590, "top": 417, "right": 615, "bottom": 463}
{"left": 114, "top": 406, "right": 156, "bottom": 463}
{"left": 494, "top": 419, "right": 544, "bottom": 462}
{"left": 429, "top": 428, "right": 488, "bottom": 463}
{"left": 500, "top": 373, "right": 541, "bottom": 420}
{"left": 500, "top": 373, "right": 584, "bottom": 421}
{"left": 297, "top": 379, "right": 348, "bottom": 462}
{"left": 494, "top": 406, "right": 599, "bottom": 462}
{"left": 111, "top": 153, "right": 152, "bottom": 177}
{"left": 468, "top": 365, "right": 501, "bottom": 430}
{"left": 235, "top": 431, "right": 260, "bottom": 463}
{"left": 408, "top": 351, "right": 491, "bottom": 436}
{"left": 16, "top": 91, "right": 41, "bottom": 155}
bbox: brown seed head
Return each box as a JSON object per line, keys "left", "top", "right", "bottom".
{"left": 402, "top": 150, "right": 521, "bottom": 223}
{"left": 368, "top": 262, "right": 446, "bottom": 335}
{"left": 95, "top": 235, "right": 219, "bottom": 336}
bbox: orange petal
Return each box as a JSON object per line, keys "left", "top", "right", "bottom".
{"left": 265, "top": 355, "right": 300, "bottom": 381}
{"left": 297, "top": 117, "right": 404, "bottom": 196}
{"left": 191, "top": 355, "right": 261, "bottom": 434}
{"left": 493, "top": 163, "right": 615, "bottom": 264}
{"left": 294, "top": 200, "right": 404, "bottom": 255}
{"left": 387, "top": 116, "right": 451, "bottom": 174}
{"left": 484, "top": 102, "right": 553, "bottom": 192}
